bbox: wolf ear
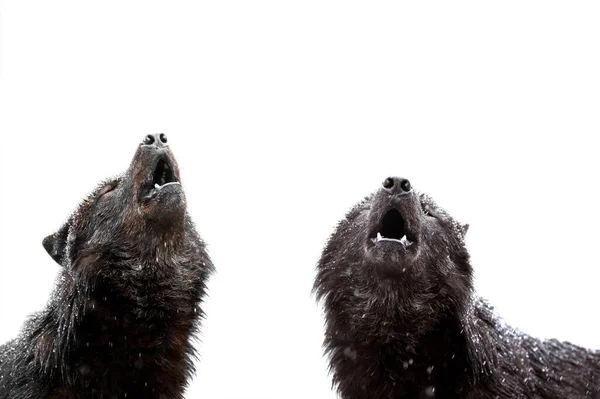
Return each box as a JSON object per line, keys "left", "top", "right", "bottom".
{"left": 460, "top": 223, "right": 470, "bottom": 238}
{"left": 43, "top": 223, "right": 69, "bottom": 266}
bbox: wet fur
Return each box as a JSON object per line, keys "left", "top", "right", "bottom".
{"left": 315, "top": 189, "right": 600, "bottom": 399}
{"left": 0, "top": 138, "right": 214, "bottom": 398}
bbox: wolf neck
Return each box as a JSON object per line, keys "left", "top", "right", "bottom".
{"left": 327, "top": 288, "right": 494, "bottom": 396}
{"left": 327, "top": 310, "right": 478, "bottom": 397}
{"left": 30, "top": 259, "right": 199, "bottom": 388}
{"left": 125, "top": 222, "right": 189, "bottom": 263}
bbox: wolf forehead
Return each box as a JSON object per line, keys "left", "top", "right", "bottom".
{"left": 71, "top": 176, "right": 124, "bottom": 222}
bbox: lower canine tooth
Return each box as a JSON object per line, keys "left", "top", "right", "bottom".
{"left": 154, "top": 183, "right": 160, "bottom": 189}
{"left": 377, "top": 232, "right": 383, "bottom": 241}
{"left": 400, "top": 235, "right": 412, "bottom": 246}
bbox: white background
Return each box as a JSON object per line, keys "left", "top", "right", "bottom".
{"left": 1, "top": 1, "right": 599, "bottom": 398}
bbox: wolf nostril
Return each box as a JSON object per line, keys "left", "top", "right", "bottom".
{"left": 400, "top": 179, "right": 411, "bottom": 193}
{"left": 383, "top": 178, "right": 394, "bottom": 189}
{"left": 159, "top": 133, "right": 168, "bottom": 144}
{"left": 382, "top": 177, "right": 412, "bottom": 195}
{"left": 143, "top": 135, "right": 155, "bottom": 145}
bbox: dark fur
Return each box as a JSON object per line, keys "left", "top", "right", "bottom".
{"left": 0, "top": 135, "right": 214, "bottom": 398}
{"left": 314, "top": 178, "right": 600, "bottom": 399}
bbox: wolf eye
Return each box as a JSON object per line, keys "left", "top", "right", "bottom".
{"left": 98, "top": 183, "right": 117, "bottom": 198}
{"left": 423, "top": 205, "right": 435, "bottom": 218}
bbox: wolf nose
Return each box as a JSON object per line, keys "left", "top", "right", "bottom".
{"left": 142, "top": 133, "right": 168, "bottom": 147}
{"left": 382, "top": 177, "right": 412, "bottom": 195}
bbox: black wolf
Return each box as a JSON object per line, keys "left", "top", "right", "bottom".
{"left": 0, "top": 134, "right": 214, "bottom": 398}
{"left": 314, "top": 176, "right": 600, "bottom": 398}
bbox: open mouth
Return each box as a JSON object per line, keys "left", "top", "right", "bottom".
{"left": 152, "top": 159, "right": 179, "bottom": 190}
{"left": 371, "top": 208, "right": 415, "bottom": 248}
{"left": 147, "top": 158, "right": 181, "bottom": 199}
